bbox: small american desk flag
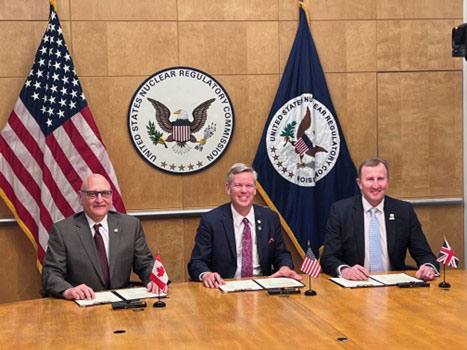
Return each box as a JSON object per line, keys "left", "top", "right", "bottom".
{"left": 437, "top": 239, "right": 459, "bottom": 268}
{"left": 150, "top": 255, "right": 169, "bottom": 290}
{"left": 300, "top": 246, "right": 321, "bottom": 278}
{"left": 0, "top": 2, "right": 125, "bottom": 269}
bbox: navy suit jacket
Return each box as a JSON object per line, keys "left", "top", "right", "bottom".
{"left": 320, "top": 195, "right": 439, "bottom": 276}
{"left": 42, "top": 211, "right": 155, "bottom": 297}
{"left": 188, "top": 203, "right": 294, "bottom": 280}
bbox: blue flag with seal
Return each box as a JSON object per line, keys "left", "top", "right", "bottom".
{"left": 253, "top": 2, "right": 359, "bottom": 257}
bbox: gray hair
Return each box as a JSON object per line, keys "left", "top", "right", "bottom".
{"left": 226, "top": 163, "right": 258, "bottom": 185}
{"left": 358, "top": 158, "right": 390, "bottom": 179}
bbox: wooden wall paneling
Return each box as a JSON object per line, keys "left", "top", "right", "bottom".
{"left": 178, "top": 0, "right": 278, "bottom": 21}
{"left": 0, "top": 21, "right": 60, "bottom": 77}
{"left": 309, "top": 20, "right": 376, "bottom": 73}
{"left": 0, "top": 0, "right": 70, "bottom": 20}
{"left": 376, "top": 0, "right": 462, "bottom": 19}
{"left": 280, "top": 0, "right": 376, "bottom": 21}
{"left": 378, "top": 71, "right": 462, "bottom": 198}
{"left": 279, "top": 21, "right": 297, "bottom": 73}
{"left": 178, "top": 22, "right": 279, "bottom": 75}
{"left": 326, "top": 72, "right": 378, "bottom": 166}
{"left": 141, "top": 218, "right": 185, "bottom": 283}
{"left": 70, "top": 0, "right": 177, "bottom": 20}
{"left": 72, "top": 21, "right": 179, "bottom": 77}
{"left": 0, "top": 226, "right": 41, "bottom": 303}
{"left": 407, "top": 205, "right": 464, "bottom": 267}
{"left": 377, "top": 20, "right": 462, "bottom": 72}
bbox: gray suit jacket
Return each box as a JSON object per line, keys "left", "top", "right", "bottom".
{"left": 41, "top": 211, "right": 154, "bottom": 297}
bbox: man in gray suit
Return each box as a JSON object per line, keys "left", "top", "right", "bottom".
{"left": 42, "top": 174, "right": 165, "bottom": 300}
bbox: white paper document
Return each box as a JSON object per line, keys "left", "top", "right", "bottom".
{"left": 219, "top": 280, "right": 264, "bottom": 293}
{"left": 114, "top": 287, "right": 167, "bottom": 300}
{"left": 330, "top": 277, "right": 384, "bottom": 288}
{"left": 253, "top": 277, "right": 305, "bottom": 289}
{"left": 369, "top": 273, "right": 423, "bottom": 285}
{"left": 330, "top": 273, "right": 424, "bottom": 288}
{"left": 74, "top": 291, "right": 123, "bottom": 307}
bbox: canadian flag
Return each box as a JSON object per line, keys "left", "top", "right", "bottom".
{"left": 150, "top": 255, "right": 169, "bottom": 290}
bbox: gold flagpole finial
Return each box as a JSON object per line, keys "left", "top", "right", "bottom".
{"left": 298, "top": 0, "right": 311, "bottom": 25}
{"left": 50, "top": 0, "right": 57, "bottom": 12}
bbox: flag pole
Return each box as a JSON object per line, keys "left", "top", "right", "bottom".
{"left": 153, "top": 251, "right": 167, "bottom": 307}
{"left": 304, "top": 241, "right": 317, "bottom": 296}
{"left": 438, "top": 263, "right": 450, "bottom": 289}
{"left": 438, "top": 236, "right": 452, "bottom": 289}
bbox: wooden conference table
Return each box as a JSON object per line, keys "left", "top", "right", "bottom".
{"left": 0, "top": 271, "right": 466, "bottom": 349}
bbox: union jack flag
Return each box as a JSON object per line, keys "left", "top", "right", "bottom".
{"left": 437, "top": 239, "right": 459, "bottom": 268}
{"left": 300, "top": 246, "right": 322, "bottom": 278}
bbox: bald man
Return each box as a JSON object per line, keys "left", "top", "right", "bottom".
{"left": 41, "top": 174, "right": 165, "bottom": 300}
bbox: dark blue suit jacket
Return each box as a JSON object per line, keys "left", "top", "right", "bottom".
{"left": 188, "top": 203, "right": 294, "bottom": 280}
{"left": 320, "top": 195, "right": 439, "bottom": 276}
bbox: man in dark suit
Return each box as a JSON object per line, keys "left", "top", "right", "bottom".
{"left": 321, "top": 158, "right": 439, "bottom": 281}
{"left": 188, "top": 163, "right": 301, "bottom": 288}
{"left": 42, "top": 174, "right": 165, "bottom": 300}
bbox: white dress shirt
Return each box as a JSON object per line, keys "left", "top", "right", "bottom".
{"left": 84, "top": 213, "right": 110, "bottom": 260}
{"left": 362, "top": 197, "right": 391, "bottom": 272}
{"left": 231, "top": 205, "right": 261, "bottom": 278}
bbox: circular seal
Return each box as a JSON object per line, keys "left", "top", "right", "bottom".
{"left": 128, "top": 67, "right": 234, "bottom": 174}
{"left": 266, "top": 93, "right": 340, "bottom": 187}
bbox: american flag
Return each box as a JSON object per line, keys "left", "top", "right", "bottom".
{"left": 437, "top": 239, "right": 459, "bottom": 268}
{"left": 0, "top": 3, "right": 125, "bottom": 270}
{"left": 300, "top": 246, "right": 322, "bottom": 278}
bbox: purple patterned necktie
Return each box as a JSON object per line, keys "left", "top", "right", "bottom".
{"left": 241, "top": 217, "right": 253, "bottom": 278}
{"left": 93, "top": 224, "right": 110, "bottom": 288}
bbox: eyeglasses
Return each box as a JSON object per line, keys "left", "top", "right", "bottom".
{"left": 80, "top": 190, "right": 113, "bottom": 199}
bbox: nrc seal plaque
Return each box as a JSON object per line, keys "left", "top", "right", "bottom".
{"left": 128, "top": 67, "right": 234, "bottom": 174}
{"left": 266, "top": 93, "right": 340, "bottom": 187}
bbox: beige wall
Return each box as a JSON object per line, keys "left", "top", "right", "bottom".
{"left": 0, "top": 0, "right": 463, "bottom": 303}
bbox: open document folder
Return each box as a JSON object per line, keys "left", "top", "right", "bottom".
{"left": 330, "top": 273, "right": 424, "bottom": 288}
{"left": 219, "top": 277, "right": 305, "bottom": 293}
{"left": 74, "top": 287, "right": 167, "bottom": 307}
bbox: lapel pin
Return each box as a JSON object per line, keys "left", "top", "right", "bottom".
{"left": 114, "top": 228, "right": 118, "bottom": 232}
{"left": 268, "top": 237, "right": 275, "bottom": 244}
{"left": 389, "top": 213, "right": 395, "bottom": 221}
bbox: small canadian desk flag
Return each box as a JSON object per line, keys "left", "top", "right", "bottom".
{"left": 150, "top": 255, "right": 169, "bottom": 290}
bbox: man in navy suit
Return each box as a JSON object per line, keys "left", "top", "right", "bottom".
{"left": 321, "top": 158, "right": 439, "bottom": 281}
{"left": 188, "top": 163, "right": 301, "bottom": 288}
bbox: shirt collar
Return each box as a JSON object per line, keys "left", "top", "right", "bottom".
{"left": 84, "top": 213, "right": 109, "bottom": 232}
{"left": 361, "top": 196, "right": 385, "bottom": 213}
{"left": 230, "top": 204, "right": 255, "bottom": 227}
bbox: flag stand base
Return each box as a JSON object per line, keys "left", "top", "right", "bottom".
{"left": 304, "top": 289, "right": 317, "bottom": 296}
{"left": 153, "top": 300, "right": 166, "bottom": 308}
{"left": 438, "top": 281, "right": 451, "bottom": 289}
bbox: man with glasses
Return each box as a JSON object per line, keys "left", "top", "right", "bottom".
{"left": 41, "top": 174, "right": 164, "bottom": 300}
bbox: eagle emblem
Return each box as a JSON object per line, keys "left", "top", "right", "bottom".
{"left": 147, "top": 97, "right": 216, "bottom": 154}
{"left": 281, "top": 106, "right": 327, "bottom": 168}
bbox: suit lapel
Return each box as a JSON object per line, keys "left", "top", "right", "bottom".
{"left": 353, "top": 197, "right": 365, "bottom": 265}
{"left": 74, "top": 213, "right": 105, "bottom": 284}
{"left": 221, "top": 205, "right": 237, "bottom": 259}
{"left": 384, "top": 197, "right": 396, "bottom": 260}
{"left": 253, "top": 205, "right": 265, "bottom": 264}
{"left": 107, "top": 213, "right": 122, "bottom": 284}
